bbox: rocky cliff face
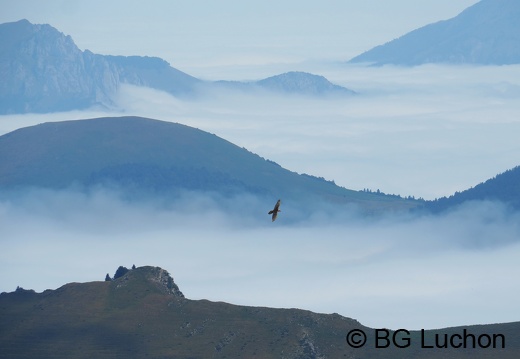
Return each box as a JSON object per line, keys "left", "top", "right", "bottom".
{"left": 0, "top": 19, "right": 200, "bottom": 114}
{"left": 1, "top": 20, "right": 353, "bottom": 114}
{"left": 0, "top": 19, "right": 119, "bottom": 113}
{"left": 145, "top": 266, "right": 185, "bottom": 297}
{"left": 110, "top": 266, "right": 185, "bottom": 298}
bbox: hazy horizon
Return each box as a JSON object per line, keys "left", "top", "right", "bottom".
{"left": 1, "top": 0, "right": 479, "bottom": 74}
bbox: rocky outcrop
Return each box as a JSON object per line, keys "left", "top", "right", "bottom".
{"left": 146, "top": 266, "right": 185, "bottom": 297}
{"left": 113, "top": 265, "right": 185, "bottom": 298}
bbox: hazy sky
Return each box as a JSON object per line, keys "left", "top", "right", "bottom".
{"left": 1, "top": 0, "right": 479, "bottom": 74}
{"left": 2, "top": 0, "right": 520, "bottom": 332}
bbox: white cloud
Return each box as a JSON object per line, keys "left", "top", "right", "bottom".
{"left": 2, "top": 64, "right": 520, "bottom": 200}
{"left": 1, "top": 188, "right": 519, "bottom": 330}
{"left": 108, "top": 64, "right": 520, "bottom": 200}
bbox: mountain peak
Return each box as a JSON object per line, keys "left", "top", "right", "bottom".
{"left": 256, "top": 71, "right": 355, "bottom": 95}
{"left": 0, "top": 20, "right": 199, "bottom": 114}
{"left": 116, "top": 266, "right": 185, "bottom": 298}
{"left": 349, "top": 0, "right": 520, "bottom": 66}
{"left": 0, "top": 19, "right": 116, "bottom": 113}
{"left": 0, "top": 19, "right": 79, "bottom": 59}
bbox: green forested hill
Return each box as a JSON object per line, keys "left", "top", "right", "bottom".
{"left": 0, "top": 116, "right": 417, "bottom": 211}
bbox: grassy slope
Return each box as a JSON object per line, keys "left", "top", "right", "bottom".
{"left": 0, "top": 116, "right": 418, "bottom": 211}
{"left": 1, "top": 266, "right": 518, "bottom": 359}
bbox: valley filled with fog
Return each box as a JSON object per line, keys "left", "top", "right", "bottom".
{"left": 2, "top": 63, "right": 519, "bottom": 199}
{"left": 1, "top": 63, "right": 520, "bottom": 330}
{"left": 1, "top": 186, "right": 519, "bottom": 330}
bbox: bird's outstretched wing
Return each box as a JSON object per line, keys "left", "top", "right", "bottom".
{"left": 268, "top": 199, "right": 281, "bottom": 222}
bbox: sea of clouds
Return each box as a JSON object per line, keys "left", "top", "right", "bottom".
{"left": 1, "top": 63, "right": 520, "bottom": 330}
{"left": 1, "top": 186, "right": 519, "bottom": 330}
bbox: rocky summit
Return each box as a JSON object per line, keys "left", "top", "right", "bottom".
{"left": 0, "top": 19, "right": 199, "bottom": 114}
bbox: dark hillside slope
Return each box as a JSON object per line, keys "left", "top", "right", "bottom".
{"left": 1, "top": 266, "right": 518, "bottom": 359}
{"left": 0, "top": 116, "right": 415, "bottom": 210}
{"left": 427, "top": 165, "right": 520, "bottom": 212}
{"left": 349, "top": 0, "right": 520, "bottom": 65}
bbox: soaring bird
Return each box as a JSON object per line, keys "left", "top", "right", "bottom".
{"left": 268, "top": 199, "right": 281, "bottom": 222}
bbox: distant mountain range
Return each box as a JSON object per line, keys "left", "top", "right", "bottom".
{"left": 0, "top": 116, "right": 415, "bottom": 211}
{"left": 1, "top": 265, "right": 518, "bottom": 359}
{"left": 0, "top": 19, "right": 354, "bottom": 114}
{"left": 349, "top": 0, "right": 520, "bottom": 66}
{"left": 0, "top": 20, "right": 201, "bottom": 114}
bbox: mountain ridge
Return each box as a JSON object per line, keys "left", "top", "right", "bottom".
{"left": 349, "top": 0, "right": 520, "bottom": 66}
{"left": 0, "top": 19, "right": 354, "bottom": 114}
{"left": 427, "top": 165, "right": 520, "bottom": 212}
{"left": 0, "top": 116, "right": 416, "bottom": 211}
{"left": 2, "top": 265, "right": 519, "bottom": 359}
{"left": 1, "top": 116, "right": 519, "bottom": 213}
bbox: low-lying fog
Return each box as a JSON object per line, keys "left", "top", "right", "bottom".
{"left": 1, "top": 188, "right": 519, "bottom": 330}
{"left": 1, "top": 63, "right": 520, "bottom": 330}
{"left": 2, "top": 64, "right": 519, "bottom": 200}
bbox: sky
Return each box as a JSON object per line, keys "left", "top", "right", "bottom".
{"left": 2, "top": 0, "right": 520, "bottom": 332}
{"left": 1, "top": 0, "right": 479, "bottom": 73}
